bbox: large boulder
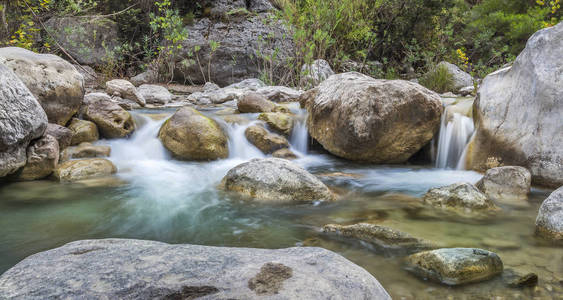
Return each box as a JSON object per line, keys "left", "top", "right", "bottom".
{"left": 300, "top": 59, "right": 335, "bottom": 88}
{"left": 475, "top": 166, "right": 531, "bottom": 207}
{"left": 221, "top": 158, "right": 335, "bottom": 203}
{"left": 158, "top": 107, "right": 228, "bottom": 160}
{"left": 465, "top": 22, "right": 563, "bottom": 187}
{"left": 0, "top": 47, "right": 84, "bottom": 125}
{"left": 53, "top": 158, "right": 117, "bottom": 182}
{"left": 422, "top": 183, "right": 498, "bottom": 217}
{"left": 45, "top": 123, "right": 73, "bottom": 150}
{"left": 0, "top": 64, "right": 48, "bottom": 177}
{"left": 82, "top": 97, "right": 135, "bottom": 139}
{"left": 322, "top": 223, "right": 435, "bottom": 254}
{"left": 405, "top": 248, "right": 503, "bottom": 285}
{"left": 105, "top": 79, "right": 146, "bottom": 107}
{"left": 45, "top": 16, "right": 119, "bottom": 66}
{"left": 535, "top": 186, "right": 563, "bottom": 241}
{"left": 303, "top": 72, "right": 442, "bottom": 163}
{"left": 137, "top": 84, "right": 172, "bottom": 105}
{"left": 0, "top": 239, "right": 390, "bottom": 299}
{"left": 68, "top": 118, "right": 99, "bottom": 145}
{"left": 175, "top": 13, "right": 293, "bottom": 86}
{"left": 437, "top": 61, "right": 473, "bottom": 92}
{"left": 244, "top": 125, "right": 289, "bottom": 154}
{"left": 14, "top": 135, "right": 59, "bottom": 181}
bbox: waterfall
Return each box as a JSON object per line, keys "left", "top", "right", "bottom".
{"left": 224, "top": 121, "right": 265, "bottom": 160}
{"left": 435, "top": 108, "right": 475, "bottom": 169}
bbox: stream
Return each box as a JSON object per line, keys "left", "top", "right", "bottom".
{"left": 0, "top": 102, "right": 560, "bottom": 299}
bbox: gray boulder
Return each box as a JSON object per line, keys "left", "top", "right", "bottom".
{"left": 137, "top": 84, "right": 172, "bottom": 105}
{"left": 256, "top": 86, "right": 303, "bottom": 102}
{"left": 465, "top": 22, "right": 563, "bottom": 187}
{"left": 535, "top": 186, "right": 563, "bottom": 241}
{"left": 130, "top": 69, "right": 158, "bottom": 86}
{"left": 14, "top": 135, "right": 59, "bottom": 181}
{"left": 437, "top": 61, "right": 473, "bottom": 92}
{"left": 476, "top": 166, "right": 531, "bottom": 207}
{"left": 105, "top": 79, "right": 146, "bottom": 107}
{"left": 0, "top": 47, "right": 84, "bottom": 125}
{"left": 303, "top": 72, "right": 442, "bottom": 163}
{"left": 45, "top": 123, "right": 73, "bottom": 150}
{"left": 82, "top": 96, "right": 135, "bottom": 139}
{"left": 45, "top": 16, "right": 119, "bottom": 66}
{"left": 300, "top": 59, "right": 335, "bottom": 88}
{"left": 422, "top": 183, "right": 498, "bottom": 216}
{"left": 0, "top": 64, "right": 47, "bottom": 177}
{"left": 176, "top": 14, "right": 293, "bottom": 86}
{"left": 0, "top": 239, "right": 390, "bottom": 299}
{"left": 323, "top": 223, "right": 435, "bottom": 254}
{"left": 238, "top": 92, "right": 276, "bottom": 113}
{"left": 225, "top": 78, "right": 266, "bottom": 90}
{"left": 405, "top": 248, "right": 503, "bottom": 285}
{"left": 221, "top": 158, "right": 335, "bottom": 203}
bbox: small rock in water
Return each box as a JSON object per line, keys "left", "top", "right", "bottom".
{"left": 405, "top": 248, "right": 503, "bottom": 285}
{"left": 258, "top": 112, "right": 294, "bottom": 136}
{"left": 60, "top": 142, "right": 111, "bottom": 162}
{"left": 272, "top": 148, "right": 298, "bottom": 160}
{"left": 68, "top": 118, "right": 99, "bottom": 146}
{"left": 535, "top": 186, "right": 563, "bottom": 242}
{"left": 244, "top": 125, "right": 289, "bottom": 154}
{"left": 322, "top": 223, "right": 436, "bottom": 254}
{"left": 53, "top": 158, "right": 117, "bottom": 182}
{"left": 422, "top": 182, "right": 499, "bottom": 217}
{"left": 238, "top": 92, "right": 276, "bottom": 113}
{"left": 508, "top": 273, "right": 538, "bottom": 288}
{"left": 476, "top": 166, "right": 531, "bottom": 207}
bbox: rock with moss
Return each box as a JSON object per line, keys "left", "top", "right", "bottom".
{"left": 14, "top": 135, "right": 59, "bottom": 181}
{"left": 244, "top": 125, "right": 289, "bottom": 154}
{"left": 105, "top": 79, "right": 146, "bottom": 107}
{"left": 302, "top": 72, "right": 442, "bottom": 163}
{"left": 405, "top": 248, "right": 503, "bottom": 285}
{"left": 476, "top": 166, "right": 531, "bottom": 207}
{"left": 82, "top": 98, "right": 135, "bottom": 139}
{"left": 158, "top": 107, "right": 228, "bottom": 160}
{"left": 53, "top": 158, "right": 117, "bottom": 182}
{"left": 68, "top": 118, "right": 99, "bottom": 146}
{"left": 258, "top": 112, "right": 294, "bottom": 136}
{"left": 0, "top": 239, "right": 391, "bottom": 299}
{"left": 422, "top": 183, "right": 498, "bottom": 216}
{"left": 0, "top": 47, "right": 84, "bottom": 125}
{"left": 0, "top": 64, "right": 48, "bottom": 177}
{"left": 45, "top": 16, "right": 119, "bottom": 66}
{"left": 60, "top": 143, "right": 111, "bottom": 162}
{"left": 221, "top": 158, "right": 335, "bottom": 203}
{"left": 323, "top": 223, "right": 436, "bottom": 254}
{"left": 535, "top": 186, "right": 563, "bottom": 241}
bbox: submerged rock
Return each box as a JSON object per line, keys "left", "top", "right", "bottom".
{"left": 535, "top": 186, "right": 563, "bottom": 241}
{"left": 15, "top": 135, "right": 59, "bottom": 181}
{"left": 158, "top": 107, "right": 228, "bottom": 160}
{"left": 244, "top": 125, "right": 289, "bottom": 154}
{"left": 53, "top": 158, "right": 117, "bottom": 182}
{"left": 405, "top": 248, "right": 503, "bottom": 285}
{"left": 422, "top": 183, "right": 498, "bottom": 216}
{"left": 0, "top": 47, "right": 84, "bottom": 125}
{"left": 0, "top": 239, "right": 391, "bottom": 299}
{"left": 45, "top": 123, "right": 72, "bottom": 150}
{"left": 322, "top": 223, "right": 435, "bottom": 254}
{"left": 82, "top": 97, "right": 135, "bottom": 139}
{"left": 60, "top": 143, "right": 111, "bottom": 162}
{"left": 105, "top": 79, "right": 145, "bottom": 107}
{"left": 258, "top": 112, "right": 294, "bottom": 136}
{"left": 0, "top": 64, "right": 47, "bottom": 177}
{"left": 508, "top": 273, "right": 538, "bottom": 288}
{"left": 68, "top": 118, "right": 99, "bottom": 146}
{"left": 476, "top": 166, "right": 531, "bottom": 207}
{"left": 303, "top": 72, "right": 442, "bottom": 163}
{"left": 272, "top": 148, "right": 298, "bottom": 160}
{"left": 465, "top": 23, "right": 563, "bottom": 187}
{"left": 221, "top": 158, "right": 335, "bottom": 203}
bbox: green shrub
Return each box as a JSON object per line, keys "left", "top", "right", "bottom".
{"left": 419, "top": 64, "right": 455, "bottom": 93}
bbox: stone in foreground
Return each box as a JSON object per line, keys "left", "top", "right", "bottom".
{"left": 476, "top": 166, "right": 531, "bottom": 207}
{"left": 0, "top": 239, "right": 391, "bottom": 300}
{"left": 159, "top": 107, "right": 228, "bottom": 160}
{"left": 323, "top": 223, "right": 435, "bottom": 254}
{"left": 53, "top": 158, "right": 117, "bottom": 182}
{"left": 535, "top": 186, "right": 563, "bottom": 241}
{"left": 405, "top": 248, "right": 503, "bottom": 285}
{"left": 302, "top": 72, "right": 442, "bottom": 163}
{"left": 221, "top": 158, "right": 335, "bottom": 203}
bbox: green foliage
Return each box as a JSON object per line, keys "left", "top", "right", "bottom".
{"left": 419, "top": 64, "right": 455, "bottom": 93}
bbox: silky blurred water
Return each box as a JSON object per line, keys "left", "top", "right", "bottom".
{"left": 0, "top": 107, "right": 560, "bottom": 299}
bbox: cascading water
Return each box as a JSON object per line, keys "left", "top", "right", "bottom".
{"left": 435, "top": 102, "right": 475, "bottom": 169}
